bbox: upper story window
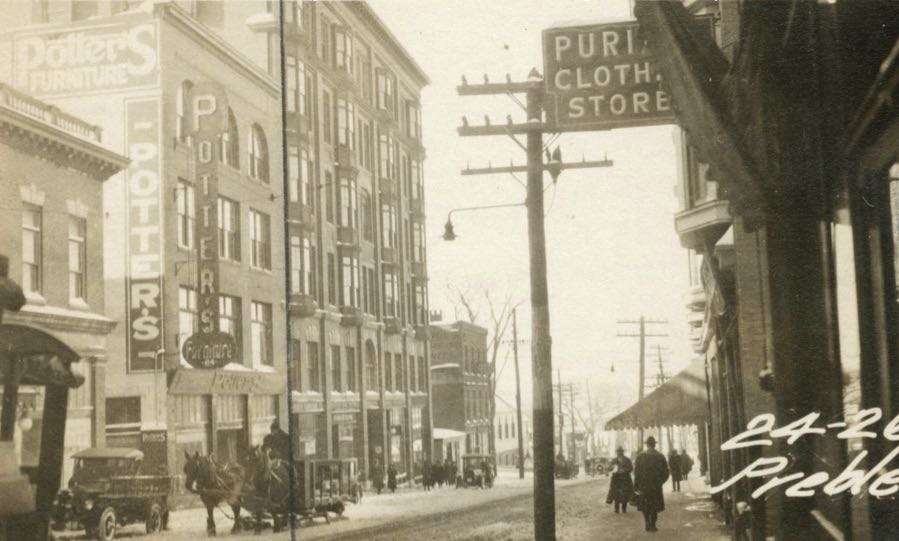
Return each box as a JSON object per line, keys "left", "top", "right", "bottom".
{"left": 377, "top": 70, "right": 394, "bottom": 112}
{"left": 411, "top": 160, "right": 422, "bottom": 201}
{"left": 331, "top": 345, "right": 342, "bottom": 391}
{"left": 305, "top": 341, "right": 321, "bottom": 392}
{"left": 322, "top": 89, "right": 333, "bottom": 145}
{"left": 218, "top": 197, "right": 240, "bottom": 261}
{"left": 356, "top": 41, "right": 373, "bottom": 104}
{"left": 334, "top": 27, "right": 353, "bottom": 74}
{"left": 178, "top": 287, "right": 197, "bottom": 364}
{"left": 282, "top": 0, "right": 301, "bottom": 28}
{"left": 684, "top": 142, "right": 710, "bottom": 208}
{"left": 412, "top": 222, "right": 425, "bottom": 263}
{"left": 286, "top": 55, "right": 307, "bottom": 117}
{"left": 68, "top": 216, "right": 86, "bottom": 302}
{"left": 219, "top": 294, "right": 242, "bottom": 354}
{"left": 320, "top": 16, "right": 331, "bottom": 62}
{"left": 378, "top": 133, "right": 395, "bottom": 180}
{"left": 405, "top": 100, "right": 421, "bottom": 140}
{"left": 250, "top": 301, "right": 273, "bottom": 367}
{"left": 248, "top": 209, "right": 271, "bottom": 270}
{"left": 360, "top": 190, "right": 373, "bottom": 241}
{"left": 177, "top": 181, "right": 195, "bottom": 250}
{"left": 338, "top": 176, "right": 357, "bottom": 229}
{"left": 381, "top": 203, "right": 397, "bottom": 249}
{"left": 340, "top": 254, "right": 360, "bottom": 308}
{"left": 383, "top": 271, "right": 397, "bottom": 318}
{"left": 248, "top": 124, "right": 269, "bottom": 182}
{"left": 361, "top": 122, "right": 373, "bottom": 171}
{"left": 176, "top": 80, "right": 193, "bottom": 142}
{"left": 290, "top": 236, "right": 302, "bottom": 295}
{"left": 287, "top": 144, "right": 311, "bottom": 206}
{"left": 219, "top": 109, "right": 240, "bottom": 170}
{"left": 21, "top": 205, "right": 42, "bottom": 295}
{"left": 337, "top": 98, "right": 355, "bottom": 149}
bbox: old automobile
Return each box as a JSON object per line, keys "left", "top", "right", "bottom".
{"left": 52, "top": 448, "right": 170, "bottom": 540}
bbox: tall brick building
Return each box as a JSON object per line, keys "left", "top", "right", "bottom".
{"left": 0, "top": 0, "right": 432, "bottom": 487}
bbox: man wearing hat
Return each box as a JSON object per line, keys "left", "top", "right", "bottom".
{"left": 634, "top": 436, "right": 669, "bottom": 532}
{"left": 262, "top": 419, "right": 291, "bottom": 462}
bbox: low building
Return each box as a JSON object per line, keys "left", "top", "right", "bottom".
{"left": 0, "top": 83, "right": 128, "bottom": 481}
{"left": 429, "top": 321, "right": 490, "bottom": 456}
{"left": 494, "top": 407, "right": 531, "bottom": 468}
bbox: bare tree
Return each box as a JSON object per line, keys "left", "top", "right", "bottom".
{"left": 446, "top": 282, "right": 479, "bottom": 324}
{"left": 484, "top": 290, "right": 520, "bottom": 460}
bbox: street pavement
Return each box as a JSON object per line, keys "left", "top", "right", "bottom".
{"left": 52, "top": 472, "right": 728, "bottom": 540}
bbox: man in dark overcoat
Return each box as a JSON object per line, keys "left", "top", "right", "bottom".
{"left": 606, "top": 446, "right": 634, "bottom": 513}
{"left": 634, "top": 436, "right": 670, "bottom": 532}
{"left": 668, "top": 448, "right": 682, "bottom": 492}
{"left": 262, "top": 420, "right": 291, "bottom": 461}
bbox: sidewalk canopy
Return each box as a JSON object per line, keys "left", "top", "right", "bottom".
{"left": 605, "top": 357, "right": 709, "bottom": 430}
{"left": 0, "top": 324, "right": 84, "bottom": 388}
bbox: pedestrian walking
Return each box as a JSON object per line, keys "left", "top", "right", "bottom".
{"left": 680, "top": 450, "right": 694, "bottom": 481}
{"left": 372, "top": 462, "right": 385, "bottom": 494}
{"left": 387, "top": 463, "right": 398, "bottom": 493}
{"left": 668, "top": 449, "right": 682, "bottom": 492}
{"left": 605, "top": 447, "right": 634, "bottom": 514}
{"left": 634, "top": 436, "right": 670, "bottom": 533}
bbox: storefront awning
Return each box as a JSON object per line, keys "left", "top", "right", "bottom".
{"left": 168, "top": 366, "right": 285, "bottom": 395}
{"left": 605, "top": 357, "right": 709, "bottom": 430}
{"left": 433, "top": 428, "right": 466, "bottom": 441}
{"left": 0, "top": 324, "right": 84, "bottom": 388}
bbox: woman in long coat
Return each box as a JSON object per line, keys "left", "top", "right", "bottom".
{"left": 606, "top": 447, "right": 634, "bottom": 513}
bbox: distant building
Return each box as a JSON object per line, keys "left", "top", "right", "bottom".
{"left": 430, "top": 321, "right": 490, "bottom": 455}
{"left": 0, "top": 82, "right": 127, "bottom": 481}
{"left": 494, "top": 407, "right": 531, "bottom": 467}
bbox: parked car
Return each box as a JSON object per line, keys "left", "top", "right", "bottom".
{"left": 52, "top": 448, "right": 170, "bottom": 540}
{"left": 460, "top": 455, "right": 494, "bottom": 488}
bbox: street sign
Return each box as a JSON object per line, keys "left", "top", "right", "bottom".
{"left": 542, "top": 17, "right": 713, "bottom": 131}
{"left": 180, "top": 331, "right": 237, "bottom": 369}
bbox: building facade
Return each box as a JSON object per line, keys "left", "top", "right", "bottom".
{"left": 0, "top": 82, "right": 128, "bottom": 481}
{"left": 0, "top": 0, "right": 433, "bottom": 488}
{"left": 430, "top": 321, "right": 490, "bottom": 455}
{"left": 494, "top": 408, "right": 531, "bottom": 467}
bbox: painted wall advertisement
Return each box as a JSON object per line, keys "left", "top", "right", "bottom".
{"left": 11, "top": 15, "right": 158, "bottom": 97}
{"left": 125, "top": 98, "right": 164, "bottom": 372}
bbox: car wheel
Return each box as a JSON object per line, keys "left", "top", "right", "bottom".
{"left": 146, "top": 503, "right": 163, "bottom": 534}
{"left": 96, "top": 507, "right": 117, "bottom": 541}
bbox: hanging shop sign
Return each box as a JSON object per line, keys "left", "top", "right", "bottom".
{"left": 10, "top": 14, "right": 159, "bottom": 97}
{"left": 542, "top": 16, "right": 713, "bottom": 130}
{"left": 125, "top": 98, "right": 164, "bottom": 372}
{"left": 182, "top": 81, "right": 236, "bottom": 369}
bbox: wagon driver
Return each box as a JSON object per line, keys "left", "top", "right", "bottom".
{"left": 263, "top": 419, "right": 291, "bottom": 462}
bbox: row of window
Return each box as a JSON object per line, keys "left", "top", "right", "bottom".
{"left": 463, "top": 347, "right": 488, "bottom": 375}
{"left": 497, "top": 419, "right": 518, "bottom": 440}
{"left": 178, "top": 287, "right": 273, "bottom": 367}
{"left": 20, "top": 205, "right": 87, "bottom": 302}
{"left": 291, "top": 341, "right": 427, "bottom": 394}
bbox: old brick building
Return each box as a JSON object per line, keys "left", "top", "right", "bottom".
{"left": 430, "top": 321, "right": 490, "bottom": 456}
{"left": 0, "top": 83, "right": 127, "bottom": 481}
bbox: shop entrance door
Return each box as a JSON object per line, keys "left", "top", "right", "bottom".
{"left": 216, "top": 428, "right": 247, "bottom": 465}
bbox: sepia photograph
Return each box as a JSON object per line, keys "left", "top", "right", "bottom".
{"left": 0, "top": 0, "right": 897, "bottom": 539}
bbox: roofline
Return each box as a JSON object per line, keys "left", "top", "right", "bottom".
{"left": 157, "top": 2, "right": 280, "bottom": 96}
{"left": 347, "top": 2, "right": 430, "bottom": 88}
{"left": 0, "top": 107, "right": 130, "bottom": 177}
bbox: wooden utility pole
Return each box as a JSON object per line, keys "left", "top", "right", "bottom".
{"left": 556, "top": 369, "right": 564, "bottom": 459}
{"left": 456, "top": 70, "right": 614, "bottom": 541}
{"left": 512, "top": 308, "right": 525, "bottom": 479}
{"left": 617, "top": 317, "right": 667, "bottom": 447}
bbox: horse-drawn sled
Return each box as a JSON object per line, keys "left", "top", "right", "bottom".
{"left": 183, "top": 449, "right": 361, "bottom": 535}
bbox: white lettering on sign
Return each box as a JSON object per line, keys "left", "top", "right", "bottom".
{"left": 126, "top": 99, "right": 164, "bottom": 372}
{"left": 14, "top": 20, "right": 158, "bottom": 96}
{"left": 542, "top": 17, "right": 712, "bottom": 130}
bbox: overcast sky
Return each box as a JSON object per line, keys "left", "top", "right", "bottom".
{"left": 369, "top": 0, "right": 693, "bottom": 420}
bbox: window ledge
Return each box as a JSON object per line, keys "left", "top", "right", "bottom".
{"left": 24, "top": 291, "right": 46, "bottom": 306}
{"left": 68, "top": 297, "right": 91, "bottom": 312}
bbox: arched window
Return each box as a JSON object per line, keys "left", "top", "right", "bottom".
{"left": 219, "top": 109, "right": 240, "bottom": 170}
{"left": 360, "top": 189, "right": 373, "bottom": 241}
{"left": 249, "top": 123, "right": 269, "bottom": 182}
{"left": 176, "top": 80, "right": 193, "bottom": 142}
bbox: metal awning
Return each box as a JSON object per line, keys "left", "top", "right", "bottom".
{"left": 605, "top": 357, "right": 709, "bottom": 430}
{"left": 433, "top": 428, "right": 467, "bottom": 441}
{"left": 0, "top": 324, "right": 84, "bottom": 388}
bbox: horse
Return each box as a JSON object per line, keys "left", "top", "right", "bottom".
{"left": 183, "top": 451, "right": 245, "bottom": 536}
{"left": 246, "top": 445, "right": 293, "bottom": 533}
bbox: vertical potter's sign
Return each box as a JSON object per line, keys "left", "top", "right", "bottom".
{"left": 180, "top": 82, "right": 238, "bottom": 369}
{"left": 126, "top": 98, "right": 164, "bottom": 372}
{"left": 542, "top": 16, "right": 713, "bottom": 130}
